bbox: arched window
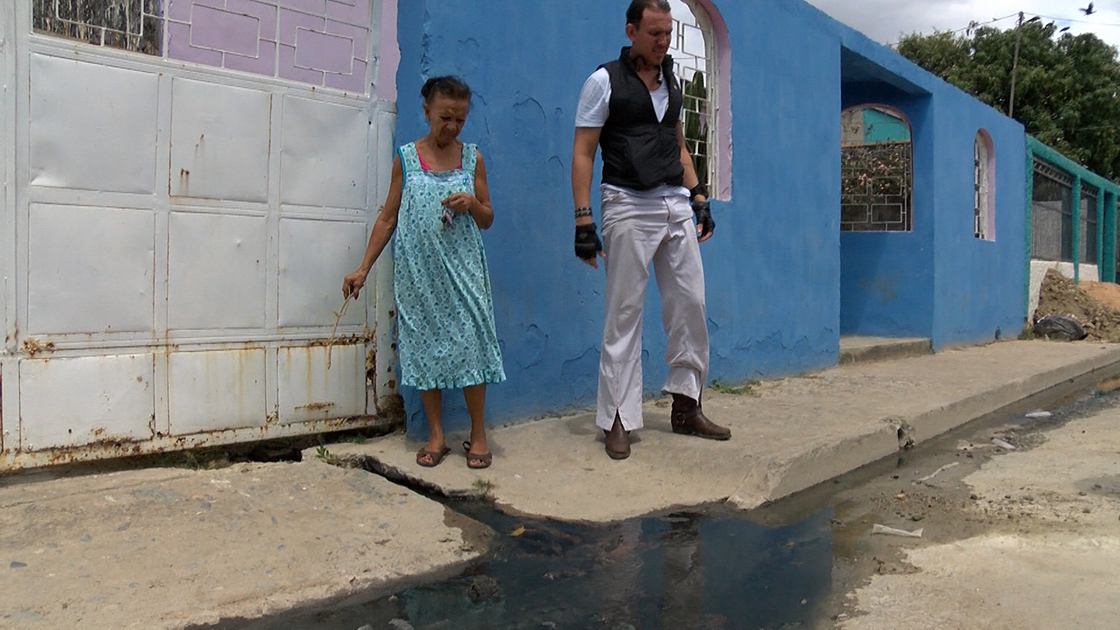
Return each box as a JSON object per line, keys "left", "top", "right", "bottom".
{"left": 840, "top": 105, "right": 913, "bottom": 232}
{"left": 670, "top": 0, "right": 729, "bottom": 199}
{"left": 974, "top": 130, "right": 995, "bottom": 240}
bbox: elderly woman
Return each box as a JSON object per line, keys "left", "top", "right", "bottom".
{"left": 343, "top": 76, "right": 505, "bottom": 469}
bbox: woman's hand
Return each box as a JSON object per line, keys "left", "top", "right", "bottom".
{"left": 442, "top": 192, "right": 476, "bottom": 214}
{"left": 343, "top": 269, "right": 368, "bottom": 299}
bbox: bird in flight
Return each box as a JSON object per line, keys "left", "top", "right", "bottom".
{"left": 1079, "top": 2, "right": 1095, "bottom": 15}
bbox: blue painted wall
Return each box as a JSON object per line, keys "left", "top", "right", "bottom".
{"left": 839, "top": 85, "right": 934, "bottom": 338}
{"left": 394, "top": 0, "right": 1027, "bottom": 434}
{"left": 931, "top": 90, "right": 1027, "bottom": 347}
{"left": 833, "top": 27, "right": 1027, "bottom": 347}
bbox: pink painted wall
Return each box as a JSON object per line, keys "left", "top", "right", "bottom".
{"left": 165, "top": 0, "right": 374, "bottom": 94}
{"left": 377, "top": 0, "right": 398, "bottom": 101}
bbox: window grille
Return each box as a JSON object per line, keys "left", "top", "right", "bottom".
{"left": 973, "top": 134, "right": 991, "bottom": 240}
{"left": 33, "top": 0, "right": 164, "bottom": 56}
{"left": 1080, "top": 182, "right": 1099, "bottom": 264}
{"left": 670, "top": 1, "right": 717, "bottom": 196}
{"left": 840, "top": 142, "right": 912, "bottom": 231}
{"left": 1030, "top": 159, "right": 1073, "bottom": 261}
{"left": 840, "top": 107, "right": 913, "bottom": 232}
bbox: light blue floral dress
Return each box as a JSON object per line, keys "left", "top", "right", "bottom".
{"left": 392, "top": 141, "right": 505, "bottom": 390}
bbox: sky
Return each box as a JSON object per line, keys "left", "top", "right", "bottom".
{"left": 803, "top": 0, "right": 1120, "bottom": 50}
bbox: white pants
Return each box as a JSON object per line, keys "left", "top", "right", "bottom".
{"left": 597, "top": 188, "right": 709, "bottom": 431}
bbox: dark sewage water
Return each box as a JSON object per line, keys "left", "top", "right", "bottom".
{"left": 216, "top": 501, "right": 834, "bottom": 630}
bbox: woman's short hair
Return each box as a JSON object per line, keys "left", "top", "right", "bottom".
{"left": 626, "top": 0, "right": 671, "bottom": 26}
{"left": 420, "top": 76, "right": 472, "bottom": 103}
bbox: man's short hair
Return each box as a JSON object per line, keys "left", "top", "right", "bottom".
{"left": 626, "top": 0, "right": 672, "bottom": 27}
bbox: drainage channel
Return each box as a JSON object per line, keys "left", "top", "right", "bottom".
{"left": 194, "top": 376, "right": 1120, "bottom": 630}
{"left": 203, "top": 500, "right": 833, "bottom": 630}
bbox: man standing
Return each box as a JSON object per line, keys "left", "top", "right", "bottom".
{"left": 572, "top": 0, "right": 730, "bottom": 460}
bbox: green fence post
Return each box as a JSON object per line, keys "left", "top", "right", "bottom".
{"left": 1072, "top": 175, "right": 1081, "bottom": 282}
{"left": 1107, "top": 191, "right": 1118, "bottom": 284}
{"left": 1024, "top": 145, "right": 1034, "bottom": 319}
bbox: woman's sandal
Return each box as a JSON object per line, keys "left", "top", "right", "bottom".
{"left": 416, "top": 445, "right": 451, "bottom": 468}
{"left": 462, "top": 441, "right": 493, "bottom": 470}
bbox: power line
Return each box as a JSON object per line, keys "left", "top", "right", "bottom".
{"left": 886, "top": 13, "right": 1019, "bottom": 47}
{"left": 1029, "top": 13, "right": 1120, "bottom": 28}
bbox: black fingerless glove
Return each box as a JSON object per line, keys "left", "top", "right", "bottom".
{"left": 692, "top": 199, "right": 715, "bottom": 239}
{"left": 575, "top": 223, "right": 603, "bottom": 260}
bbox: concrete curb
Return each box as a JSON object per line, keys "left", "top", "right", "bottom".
{"left": 324, "top": 342, "right": 1120, "bottom": 523}
{"left": 907, "top": 348, "right": 1120, "bottom": 442}
{"left": 731, "top": 346, "right": 1120, "bottom": 510}
{"left": 734, "top": 346, "right": 1120, "bottom": 510}
{"left": 728, "top": 423, "right": 901, "bottom": 510}
{"left": 838, "top": 337, "right": 932, "bottom": 365}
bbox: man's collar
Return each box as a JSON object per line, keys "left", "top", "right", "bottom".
{"left": 620, "top": 46, "right": 674, "bottom": 78}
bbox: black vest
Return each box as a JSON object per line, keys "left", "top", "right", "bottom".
{"left": 599, "top": 47, "right": 685, "bottom": 191}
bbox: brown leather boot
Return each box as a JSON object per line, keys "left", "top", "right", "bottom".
{"left": 604, "top": 413, "right": 631, "bottom": 460}
{"left": 670, "top": 394, "right": 731, "bottom": 440}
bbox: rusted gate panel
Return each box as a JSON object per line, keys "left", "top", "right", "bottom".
{"left": 1, "top": 2, "right": 399, "bottom": 469}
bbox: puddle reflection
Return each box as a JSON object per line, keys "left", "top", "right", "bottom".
{"left": 253, "top": 506, "right": 833, "bottom": 630}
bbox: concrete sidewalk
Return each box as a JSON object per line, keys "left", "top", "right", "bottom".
{"left": 3, "top": 340, "right": 1119, "bottom": 629}
{"left": 0, "top": 461, "right": 493, "bottom": 629}
{"left": 325, "top": 341, "right": 1120, "bottom": 522}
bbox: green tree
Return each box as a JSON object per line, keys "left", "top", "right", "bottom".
{"left": 897, "top": 23, "right": 1120, "bottom": 180}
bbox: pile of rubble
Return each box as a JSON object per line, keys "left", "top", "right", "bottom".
{"left": 1034, "top": 269, "right": 1120, "bottom": 341}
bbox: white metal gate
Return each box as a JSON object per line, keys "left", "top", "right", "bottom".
{"left": 1, "top": 1, "right": 399, "bottom": 469}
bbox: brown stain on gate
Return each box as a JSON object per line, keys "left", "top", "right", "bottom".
{"left": 21, "top": 338, "right": 56, "bottom": 357}
{"left": 296, "top": 402, "right": 335, "bottom": 412}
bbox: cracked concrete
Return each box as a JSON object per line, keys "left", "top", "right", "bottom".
{"left": 0, "top": 461, "right": 493, "bottom": 629}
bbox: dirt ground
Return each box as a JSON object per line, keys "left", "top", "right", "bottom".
{"left": 1080, "top": 279, "right": 1120, "bottom": 312}
{"left": 1034, "top": 269, "right": 1120, "bottom": 341}
{"left": 769, "top": 378, "right": 1120, "bottom": 629}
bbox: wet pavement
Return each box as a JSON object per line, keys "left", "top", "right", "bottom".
{"left": 211, "top": 503, "right": 834, "bottom": 630}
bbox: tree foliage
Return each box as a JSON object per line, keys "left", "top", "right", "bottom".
{"left": 897, "top": 23, "right": 1120, "bottom": 180}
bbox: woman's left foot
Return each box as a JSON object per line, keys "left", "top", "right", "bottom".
{"left": 462, "top": 441, "right": 492, "bottom": 469}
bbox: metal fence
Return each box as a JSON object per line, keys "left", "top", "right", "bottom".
{"left": 1081, "top": 181, "right": 1098, "bottom": 264}
{"left": 840, "top": 142, "right": 913, "bottom": 231}
{"left": 1030, "top": 159, "right": 1073, "bottom": 261}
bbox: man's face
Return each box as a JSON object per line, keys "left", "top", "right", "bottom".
{"left": 626, "top": 8, "right": 673, "bottom": 66}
